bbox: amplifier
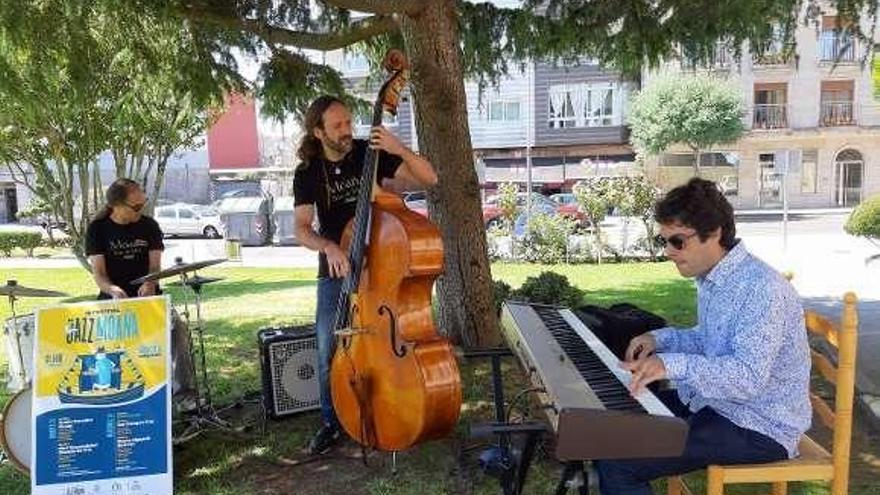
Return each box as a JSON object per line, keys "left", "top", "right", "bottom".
{"left": 258, "top": 325, "right": 320, "bottom": 418}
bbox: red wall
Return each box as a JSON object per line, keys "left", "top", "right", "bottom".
{"left": 207, "top": 93, "right": 260, "bottom": 169}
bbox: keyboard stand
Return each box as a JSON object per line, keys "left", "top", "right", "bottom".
{"left": 555, "top": 461, "right": 589, "bottom": 495}
{"left": 466, "top": 347, "right": 589, "bottom": 495}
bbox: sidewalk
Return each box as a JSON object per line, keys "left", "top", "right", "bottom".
{"left": 734, "top": 207, "right": 854, "bottom": 216}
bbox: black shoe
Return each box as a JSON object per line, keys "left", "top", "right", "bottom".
{"left": 308, "top": 425, "right": 341, "bottom": 455}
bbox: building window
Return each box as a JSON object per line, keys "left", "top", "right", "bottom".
{"left": 801, "top": 149, "right": 818, "bottom": 193}
{"left": 753, "top": 83, "right": 788, "bottom": 129}
{"left": 758, "top": 152, "right": 783, "bottom": 206}
{"left": 355, "top": 109, "right": 398, "bottom": 127}
{"left": 659, "top": 152, "right": 739, "bottom": 167}
{"left": 752, "top": 25, "right": 796, "bottom": 66}
{"left": 680, "top": 40, "right": 732, "bottom": 70}
{"left": 820, "top": 80, "right": 855, "bottom": 126}
{"left": 343, "top": 54, "right": 370, "bottom": 73}
{"left": 548, "top": 82, "right": 618, "bottom": 128}
{"left": 819, "top": 16, "right": 856, "bottom": 62}
{"left": 487, "top": 101, "right": 522, "bottom": 122}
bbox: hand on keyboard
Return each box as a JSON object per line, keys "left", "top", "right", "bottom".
{"left": 621, "top": 355, "right": 667, "bottom": 397}
{"left": 625, "top": 333, "right": 657, "bottom": 361}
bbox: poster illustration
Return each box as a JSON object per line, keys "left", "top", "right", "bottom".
{"left": 31, "top": 295, "right": 172, "bottom": 495}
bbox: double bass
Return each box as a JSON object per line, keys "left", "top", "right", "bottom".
{"left": 330, "top": 50, "right": 462, "bottom": 452}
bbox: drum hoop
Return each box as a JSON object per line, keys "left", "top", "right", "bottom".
{"left": 0, "top": 387, "right": 30, "bottom": 475}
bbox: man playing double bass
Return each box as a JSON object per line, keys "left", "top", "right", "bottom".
{"left": 293, "top": 95, "right": 438, "bottom": 455}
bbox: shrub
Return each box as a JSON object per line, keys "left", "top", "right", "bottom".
{"left": 512, "top": 271, "right": 585, "bottom": 308}
{"left": 517, "top": 212, "right": 577, "bottom": 264}
{"left": 0, "top": 231, "right": 43, "bottom": 257}
{"left": 844, "top": 195, "right": 880, "bottom": 240}
{"left": 492, "top": 280, "right": 513, "bottom": 315}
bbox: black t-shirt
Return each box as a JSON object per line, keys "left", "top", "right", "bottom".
{"left": 293, "top": 139, "right": 402, "bottom": 278}
{"left": 85, "top": 215, "right": 165, "bottom": 298}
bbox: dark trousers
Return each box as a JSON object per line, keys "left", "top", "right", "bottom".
{"left": 593, "top": 391, "right": 788, "bottom": 495}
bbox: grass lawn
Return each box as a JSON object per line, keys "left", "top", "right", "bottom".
{"left": 0, "top": 263, "right": 877, "bottom": 494}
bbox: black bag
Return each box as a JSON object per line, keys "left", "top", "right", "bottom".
{"left": 574, "top": 303, "right": 667, "bottom": 360}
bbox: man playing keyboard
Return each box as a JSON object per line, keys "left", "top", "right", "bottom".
{"left": 594, "top": 178, "right": 811, "bottom": 495}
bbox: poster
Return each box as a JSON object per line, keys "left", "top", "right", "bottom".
{"left": 31, "top": 296, "right": 172, "bottom": 495}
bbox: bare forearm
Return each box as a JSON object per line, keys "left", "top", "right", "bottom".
{"left": 296, "top": 226, "right": 334, "bottom": 253}
{"left": 399, "top": 149, "right": 438, "bottom": 187}
{"left": 93, "top": 272, "right": 117, "bottom": 293}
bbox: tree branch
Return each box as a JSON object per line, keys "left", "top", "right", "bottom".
{"left": 185, "top": 9, "right": 398, "bottom": 51}
{"left": 322, "top": 0, "right": 423, "bottom": 16}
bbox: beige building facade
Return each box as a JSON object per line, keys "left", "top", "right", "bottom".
{"left": 645, "top": 5, "right": 880, "bottom": 209}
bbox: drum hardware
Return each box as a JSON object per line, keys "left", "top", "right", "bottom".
{"left": 3, "top": 280, "right": 68, "bottom": 392}
{"left": 134, "top": 258, "right": 259, "bottom": 443}
{"left": 168, "top": 275, "right": 225, "bottom": 290}
{"left": 0, "top": 280, "right": 67, "bottom": 473}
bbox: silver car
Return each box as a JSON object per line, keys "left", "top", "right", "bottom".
{"left": 155, "top": 203, "right": 224, "bottom": 239}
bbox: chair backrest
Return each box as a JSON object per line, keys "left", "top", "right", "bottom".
{"left": 804, "top": 292, "right": 858, "bottom": 495}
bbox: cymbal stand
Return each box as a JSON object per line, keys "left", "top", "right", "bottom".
{"left": 4, "top": 280, "right": 27, "bottom": 390}
{"left": 172, "top": 267, "right": 239, "bottom": 444}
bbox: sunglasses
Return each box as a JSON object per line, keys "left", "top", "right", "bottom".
{"left": 124, "top": 201, "right": 147, "bottom": 213}
{"left": 654, "top": 232, "right": 698, "bottom": 250}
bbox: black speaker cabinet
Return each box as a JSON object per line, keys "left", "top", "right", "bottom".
{"left": 258, "top": 325, "right": 320, "bottom": 418}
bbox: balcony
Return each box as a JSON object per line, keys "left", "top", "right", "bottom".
{"left": 680, "top": 42, "right": 732, "bottom": 71}
{"left": 819, "top": 33, "right": 857, "bottom": 62}
{"left": 820, "top": 101, "right": 855, "bottom": 126}
{"left": 752, "top": 44, "right": 797, "bottom": 68}
{"left": 752, "top": 104, "right": 788, "bottom": 129}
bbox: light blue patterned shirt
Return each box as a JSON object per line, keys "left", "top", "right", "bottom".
{"left": 652, "top": 241, "right": 811, "bottom": 457}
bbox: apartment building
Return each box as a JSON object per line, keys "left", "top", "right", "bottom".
{"left": 328, "top": 51, "right": 637, "bottom": 194}
{"left": 645, "top": 8, "right": 880, "bottom": 209}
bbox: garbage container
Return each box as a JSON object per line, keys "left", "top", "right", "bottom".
{"left": 272, "top": 197, "right": 298, "bottom": 246}
{"left": 217, "top": 197, "right": 271, "bottom": 246}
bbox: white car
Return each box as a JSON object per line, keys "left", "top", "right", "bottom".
{"left": 154, "top": 203, "right": 224, "bottom": 239}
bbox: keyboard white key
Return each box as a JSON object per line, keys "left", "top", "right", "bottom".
{"left": 560, "top": 309, "right": 675, "bottom": 417}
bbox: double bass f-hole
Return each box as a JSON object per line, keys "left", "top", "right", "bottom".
{"left": 379, "top": 304, "right": 407, "bottom": 358}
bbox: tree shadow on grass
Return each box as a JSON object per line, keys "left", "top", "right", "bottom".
{"left": 165, "top": 278, "right": 316, "bottom": 304}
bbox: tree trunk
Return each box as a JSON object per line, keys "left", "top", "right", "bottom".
{"left": 693, "top": 147, "right": 701, "bottom": 177}
{"left": 401, "top": 1, "right": 499, "bottom": 347}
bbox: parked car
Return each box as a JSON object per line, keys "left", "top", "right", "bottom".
{"left": 549, "top": 193, "right": 576, "bottom": 206}
{"left": 155, "top": 203, "right": 224, "bottom": 239}
{"left": 483, "top": 192, "right": 586, "bottom": 229}
{"left": 513, "top": 201, "right": 559, "bottom": 237}
{"left": 548, "top": 192, "right": 587, "bottom": 224}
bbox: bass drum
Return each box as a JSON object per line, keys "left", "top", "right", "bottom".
{"left": 0, "top": 387, "right": 31, "bottom": 474}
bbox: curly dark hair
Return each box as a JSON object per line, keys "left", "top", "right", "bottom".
{"left": 654, "top": 178, "right": 737, "bottom": 250}
{"left": 296, "top": 95, "right": 346, "bottom": 164}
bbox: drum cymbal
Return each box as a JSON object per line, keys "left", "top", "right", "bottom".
{"left": 1, "top": 280, "right": 67, "bottom": 298}
{"left": 130, "top": 258, "right": 226, "bottom": 285}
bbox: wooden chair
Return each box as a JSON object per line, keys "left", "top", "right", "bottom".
{"left": 668, "top": 292, "right": 859, "bottom": 495}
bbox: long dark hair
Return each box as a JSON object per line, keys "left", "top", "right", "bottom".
{"left": 296, "top": 95, "right": 345, "bottom": 165}
{"left": 94, "top": 178, "right": 141, "bottom": 220}
{"left": 654, "top": 177, "right": 737, "bottom": 250}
